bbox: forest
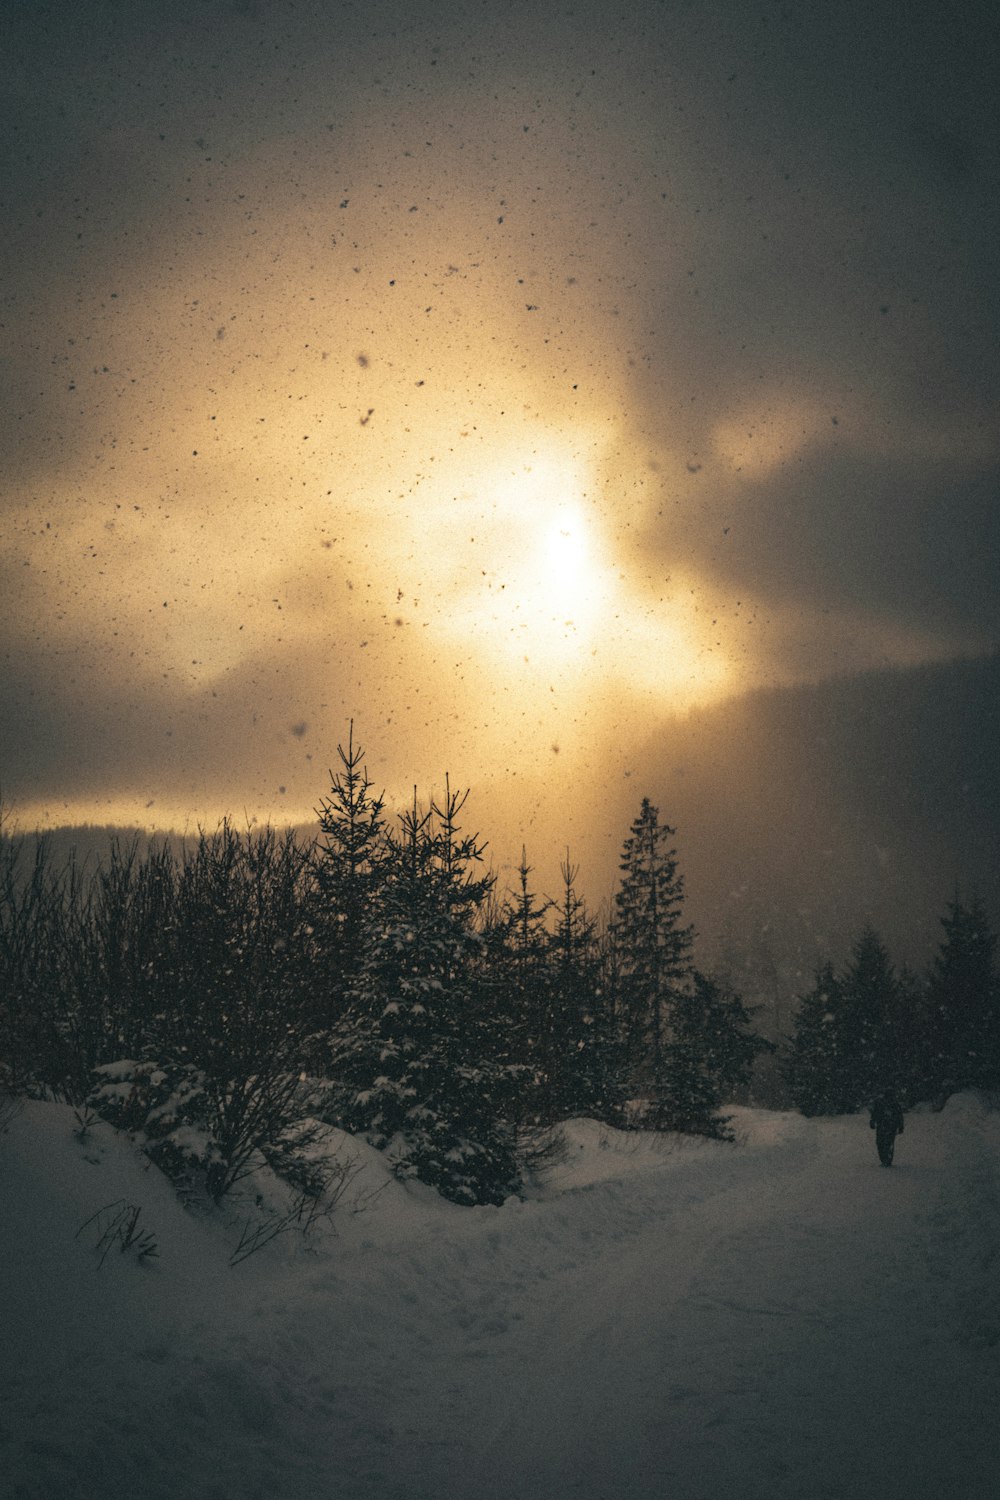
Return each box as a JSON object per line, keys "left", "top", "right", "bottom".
{"left": 2, "top": 729, "right": 998, "bottom": 1208}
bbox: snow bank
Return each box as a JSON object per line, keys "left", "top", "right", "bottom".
{"left": 3, "top": 1095, "right": 999, "bottom": 1499}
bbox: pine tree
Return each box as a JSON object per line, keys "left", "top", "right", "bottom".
{"left": 333, "top": 781, "right": 520, "bottom": 1206}
{"left": 783, "top": 962, "right": 843, "bottom": 1115}
{"left": 882, "top": 962, "right": 922, "bottom": 1100}
{"left": 680, "top": 972, "right": 771, "bottom": 1116}
{"left": 924, "top": 895, "right": 1000, "bottom": 1095}
{"left": 496, "top": 849, "right": 556, "bottom": 1124}
{"left": 546, "top": 853, "right": 625, "bottom": 1124}
{"left": 785, "top": 928, "right": 913, "bottom": 1115}
{"left": 611, "top": 800, "right": 769, "bottom": 1134}
{"left": 612, "top": 798, "right": 693, "bottom": 1097}
{"left": 311, "top": 724, "right": 388, "bottom": 1025}
{"left": 842, "top": 926, "right": 908, "bottom": 1106}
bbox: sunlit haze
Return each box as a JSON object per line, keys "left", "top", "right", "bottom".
{"left": 3, "top": 0, "right": 998, "bottom": 908}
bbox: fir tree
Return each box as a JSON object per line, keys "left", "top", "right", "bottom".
{"left": 611, "top": 800, "right": 769, "bottom": 1134}
{"left": 681, "top": 972, "right": 771, "bottom": 1118}
{"left": 924, "top": 895, "right": 1000, "bottom": 1095}
{"left": 843, "top": 926, "right": 908, "bottom": 1106}
{"left": 612, "top": 798, "right": 693, "bottom": 1096}
{"left": 882, "top": 962, "right": 922, "bottom": 1101}
{"left": 311, "top": 724, "right": 388, "bottom": 1026}
{"left": 546, "top": 853, "right": 625, "bottom": 1124}
{"left": 783, "top": 962, "right": 843, "bottom": 1115}
{"left": 785, "top": 928, "right": 913, "bottom": 1115}
{"left": 498, "top": 849, "right": 556, "bottom": 1123}
{"left": 333, "top": 781, "right": 520, "bottom": 1206}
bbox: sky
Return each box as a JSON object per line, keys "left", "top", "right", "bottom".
{"left": 2, "top": 0, "right": 998, "bottom": 894}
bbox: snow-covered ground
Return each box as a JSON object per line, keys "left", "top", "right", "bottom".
{"left": 3, "top": 1095, "right": 999, "bottom": 1500}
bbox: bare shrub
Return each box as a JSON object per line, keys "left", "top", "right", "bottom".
{"left": 76, "top": 1199, "right": 159, "bottom": 1267}
{"left": 0, "top": 1091, "right": 24, "bottom": 1141}
{"left": 514, "top": 1122, "right": 570, "bottom": 1182}
{"left": 229, "top": 1150, "right": 366, "bottom": 1265}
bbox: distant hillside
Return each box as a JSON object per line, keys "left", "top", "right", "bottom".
{"left": 621, "top": 651, "right": 1000, "bottom": 995}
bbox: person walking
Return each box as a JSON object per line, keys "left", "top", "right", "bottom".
{"left": 869, "top": 1091, "right": 905, "bottom": 1166}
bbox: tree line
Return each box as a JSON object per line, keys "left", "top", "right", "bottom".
{"left": 784, "top": 900, "right": 1000, "bottom": 1115}
{"left": 1, "top": 729, "right": 996, "bottom": 1206}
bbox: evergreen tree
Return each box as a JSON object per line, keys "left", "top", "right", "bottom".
{"left": 785, "top": 927, "right": 914, "bottom": 1115}
{"left": 883, "top": 962, "right": 922, "bottom": 1101}
{"left": 311, "top": 725, "right": 388, "bottom": 1026}
{"left": 611, "top": 800, "right": 766, "bottom": 1134}
{"left": 332, "top": 781, "right": 520, "bottom": 1206}
{"left": 612, "top": 798, "right": 693, "bottom": 1096}
{"left": 684, "top": 973, "right": 771, "bottom": 1111}
{"left": 638, "top": 971, "right": 769, "bottom": 1138}
{"left": 843, "top": 925, "right": 909, "bottom": 1105}
{"left": 783, "top": 962, "right": 844, "bottom": 1115}
{"left": 500, "top": 849, "right": 555, "bottom": 1122}
{"left": 924, "top": 895, "right": 1000, "bottom": 1095}
{"left": 545, "top": 853, "right": 625, "bottom": 1124}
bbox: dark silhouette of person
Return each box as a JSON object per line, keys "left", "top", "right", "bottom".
{"left": 869, "top": 1092, "right": 905, "bottom": 1166}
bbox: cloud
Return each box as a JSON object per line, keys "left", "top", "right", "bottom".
{"left": 3, "top": 0, "right": 999, "bottom": 847}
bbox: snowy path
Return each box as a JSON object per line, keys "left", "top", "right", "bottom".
{"left": 367, "top": 1109, "right": 1000, "bottom": 1500}
{"left": 4, "top": 1101, "right": 1000, "bottom": 1499}
{"left": 458, "top": 1113, "right": 999, "bottom": 1500}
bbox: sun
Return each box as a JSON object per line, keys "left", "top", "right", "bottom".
{"left": 455, "top": 451, "right": 613, "bottom": 663}
{"left": 354, "top": 423, "right": 734, "bottom": 740}
{"left": 543, "top": 505, "right": 589, "bottom": 604}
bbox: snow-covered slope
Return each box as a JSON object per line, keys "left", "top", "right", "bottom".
{"left": 3, "top": 1097, "right": 999, "bottom": 1499}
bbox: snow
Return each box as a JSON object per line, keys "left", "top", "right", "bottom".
{"left": 3, "top": 1095, "right": 999, "bottom": 1499}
